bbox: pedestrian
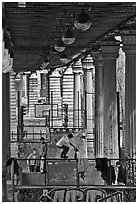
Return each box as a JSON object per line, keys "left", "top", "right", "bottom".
{"left": 106, "top": 160, "right": 116, "bottom": 185}
{"left": 56, "top": 133, "right": 78, "bottom": 159}
{"left": 40, "top": 137, "right": 48, "bottom": 173}
{"left": 27, "top": 148, "right": 39, "bottom": 172}
{"left": 116, "top": 161, "right": 126, "bottom": 185}
{"left": 6, "top": 157, "right": 22, "bottom": 185}
{"left": 76, "top": 132, "right": 88, "bottom": 180}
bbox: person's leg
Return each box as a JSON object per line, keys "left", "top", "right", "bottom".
{"left": 30, "top": 165, "right": 33, "bottom": 172}
{"left": 56, "top": 146, "right": 63, "bottom": 158}
{"left": 43, "top": 155, "right": 47, "bottom": 173}
{"left": 32, "top": 165, "right": 35, "bottom": 172}
{"left": 61, "top": 145, "right": 69, "bottom": 158}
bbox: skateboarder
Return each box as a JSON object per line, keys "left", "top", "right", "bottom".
{"left": 56, "top": 133, "right": 78, "bottom": 159}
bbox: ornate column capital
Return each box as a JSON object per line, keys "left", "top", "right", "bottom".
{"left": 120, "top": 28, "right": 136, "bottom": 55}
{"left": 81, "top": 54, "right": 94, "bottom": 70}
{"left": 101, "top": 37, "right": 120, "bottom": 60}
{"left": 94, "top": 53, "right": 104, "bottom": 68}
{"left": 72, "top": 59, "right": 83, "bottom": 74}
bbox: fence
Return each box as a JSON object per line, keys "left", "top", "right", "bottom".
{"left": 8, "top": 158, "right": 136, "bottom": 201}
{"left": 10, "top": 127, "right": 95, "bottom": 159}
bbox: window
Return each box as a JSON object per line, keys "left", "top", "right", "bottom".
{"left": 40, "top": 73, "right": 48, "bottom": 97}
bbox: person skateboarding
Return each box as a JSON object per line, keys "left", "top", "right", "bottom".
{"left": 56, "top": 133, "right": 78, "bottom": 159}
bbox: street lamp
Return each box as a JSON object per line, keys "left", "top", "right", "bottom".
{"left": 62, "top": 29, "right": 75, "bottom": 45}
{"left": 60, "top": 53, "right": 68, "bottom": 64}
{"left": 55, "top": 37, "right": 65, "bottom": 52}
{"left": 74, "top": 10, "right": 92, "bottom": 31}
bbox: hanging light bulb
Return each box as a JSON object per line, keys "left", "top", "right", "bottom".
{"left": 74, "top": 10, "right": 92, "bottom": 31}
{"left": 62, "top": 29, "right": 75, "bottom": 45}
{"left": 50, "top": 46, "right": 59, "bottom": 54}
{"left": 60, "top": 53, "right": 68, "bottom": 64}
{"left": 55, "top": 38, "right": 65, "bottom": 52}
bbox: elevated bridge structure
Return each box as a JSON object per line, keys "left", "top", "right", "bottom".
{"left": 2, "top": 2, "right": 136, "bottom": 202}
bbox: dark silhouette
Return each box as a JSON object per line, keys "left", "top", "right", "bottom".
{"left": 95, "top": 158, "right": 108, "bottom": 181}
{"left": 5, "top": 157, "right": 22, "bottom": 185}
{"left": 116, "top": 161, "right": 126, "bottom": 185}
{"left": 106, "top": 160, "right": 116, "bottom": 185}
{"left": 6, "top": 157, "right": 20, "bottom": 176}
{"left": 95, "top": 158, "right": 116, "bottom": 185}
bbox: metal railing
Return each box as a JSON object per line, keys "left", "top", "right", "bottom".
{"left": 11, "top": 158, "right": 136, "bottom": 186}
{"left": 8, "top": 158, "right": 136, "bottom": 201}
{"left": 11, "top": 158, "right": 79, "bottom": 186}
{"left": 10, "top": 126, "right": 87, "bottom": 142}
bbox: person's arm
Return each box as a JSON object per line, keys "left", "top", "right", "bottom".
{"left": 69, "top": 142, "right": 78, "bottom": 150}
{"left": 27, "top": 154, "right": 32, "bottom": 166}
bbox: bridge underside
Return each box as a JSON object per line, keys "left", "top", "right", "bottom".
{"left": 2, "top": 2, "right": 136, "bottom": 202}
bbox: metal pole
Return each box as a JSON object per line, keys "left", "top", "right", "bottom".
{"left": 76, "top": 159, "right": 79, "bottom": 187}
{"left": 51, "top": 91, "right": 53, "bottom": 128}
{"left": 85, "top": 91, "right": 87, "bottom": 129}
{"left": 46, "top": 160, "right": 49, "bottom": 185}
{"left": 17, "top": 91, "right": 20, "bottom": 142}
{"left": 20, "top": 106, "right": 24, "bottom": 141}
{"left": 117, "top": 92, "right": 121, "bottom": 159}
{"left": 49, "top": 110, "right": 51, "bottom": 142}
{"left": 11, "top": 159, "right": 15, "bottom": 202}
{"left": 48, "top": 74, "right": 50, "bottom": 104}
{"left": 27, "top": 75, "right": 30, "bottom": 107}
{"left": 78, "top": 91, "right": 79, "bottom": 128}
{"left": 45, "top": 73, "right": 48, "bottom": 104}
{"left": 45, "top": 159, "right": 47, "bottom": 186}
